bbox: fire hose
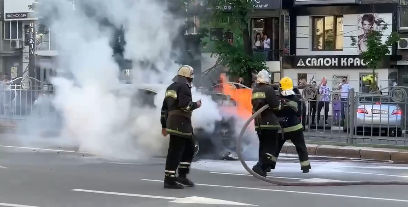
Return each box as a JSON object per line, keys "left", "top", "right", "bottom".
{"left": 236, "top": 104, "right": 408, "bottom": 186}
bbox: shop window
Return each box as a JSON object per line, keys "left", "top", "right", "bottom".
{"left": 4, "top": 21, "right": 23, "bottom": 40}
{"left": 388, "top": 72, "right": 398, "bottom": 87}
{"left": 312, "top": 16, "right": 343, "bottom": 51}
{"left": 402, "top": 75, "right": 408, "bottom": 84}
{"left": 360, "top": 73, "right": 377, "bottom": 93}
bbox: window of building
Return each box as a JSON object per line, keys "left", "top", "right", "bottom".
{"left": 4, "top": 21, "right": 23, "bottom": 40}
{"left": 312, "top": 16, "right": 343, "bottom": 51}
{"left": 399, "top": 6, "right": 408, "bottom": 29}
{"left": 186, "top": 16, "right": 199, "bottom": 34}
{"left": 250, "top": 17, "right": 279, "bottom": 61}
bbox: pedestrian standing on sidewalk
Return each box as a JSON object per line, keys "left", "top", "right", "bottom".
{"left": 317, "top": 78, "right": 330, "bottom": 125}
{"left": 338, "top": 77, "right": 350, "bottom": 123}
{"left": 332, "top": 94, "right": 341, "bottom": 125}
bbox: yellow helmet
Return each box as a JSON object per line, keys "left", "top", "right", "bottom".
{"left": 177, "top": 65, "right": 194, "bottom": 79}
{"left": 280, "top": 77, "right": 294, "bottom": 91}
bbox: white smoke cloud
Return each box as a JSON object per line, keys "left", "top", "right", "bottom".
{"left": 154, "top": 87, "right": 223, "bottom": 133}
{"left": 16, "top": 0, "right": 225, "bottom": 160}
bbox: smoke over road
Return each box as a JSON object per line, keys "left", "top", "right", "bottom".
{"left": 14, "top": 0, "right": 258, "bottom": 161}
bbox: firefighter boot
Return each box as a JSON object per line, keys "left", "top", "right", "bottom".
{"left": 252, "top": 164, "right": 266, "bottom": 177}
{"left": 164, "top": 171, "right": 184, "bottom": 189}
{"left": 300, "top": 161, "right": 311, "bottom": 173}
{"left": 176, "top": 175, "right": 195, "bottom": 187}
{"left": 265, "top": 153, "right": 277, "bottom": 173}
{"left": 177, "top": 162, "right": 194, "bottom": 187}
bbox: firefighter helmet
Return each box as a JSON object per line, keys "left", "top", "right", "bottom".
{"left": 177, "top": 65, "right": 194, "bottom": 79}
{"left": 280, "top": 77, "right": 294, "bottom": 91}
{"left": 256, "top": 69, "right": 271, "bottom": 84}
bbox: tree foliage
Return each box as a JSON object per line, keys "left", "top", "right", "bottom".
{"left": 28, "top": 1, "right": 50, "bottom": 35}
{"left": 350, "top": 18, "right": 400, "bottom": 91}
{"left": 207, "top": 0, "right": 267, "bottom": 84}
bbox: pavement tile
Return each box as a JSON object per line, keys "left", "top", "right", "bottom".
{"left": 390, "top": 152, "right": 408, "bottom": 163}
{"left": 315, "top": 145, "right": 361, "bottom": 158}
{"left": 307, "top": 146, "right": 318, "bottom": 155}
{"left": 360, "top": 149, "right": 391, "bottom": 161}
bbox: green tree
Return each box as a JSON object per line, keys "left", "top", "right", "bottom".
{"left": 28, "top": 1, "right": 49, "bottom": 36}
{"left": 350, "top": 18, "right": 400, "bottom": 92}
{"left": 207, "top": 0, "right": 267, "bottom": 85}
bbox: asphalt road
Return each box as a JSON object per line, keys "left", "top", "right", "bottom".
{"left": 0, "top": 143, "right": 407, "bottom": 207}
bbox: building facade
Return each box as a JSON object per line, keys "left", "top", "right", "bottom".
{"left": 283, "top": 0, "right": 401, "bottom": 93}
{"left": 396, "top": 0, "right": 408, "bottom": 86}
{"left": 201, "top": 0, "right": 288, "bottom": 84}
{"left": 3, "top": 0, "right": 57, "bottom": 86}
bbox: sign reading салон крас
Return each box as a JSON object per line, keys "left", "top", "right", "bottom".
{"left": 285, "top": 55, "right": 391, "bottom": 69}
{"left": 297, "top": 56, "right": 366, "bottom": 68}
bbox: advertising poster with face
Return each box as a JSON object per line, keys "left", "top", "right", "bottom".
{"left": 357, "top": 13, "right": 380, "bottom": 53}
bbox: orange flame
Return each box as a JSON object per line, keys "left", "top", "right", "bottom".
{"left": 219, "top": 73, "right": 252, "bottom": 120}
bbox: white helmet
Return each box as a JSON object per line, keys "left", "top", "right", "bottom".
{"left": 256, "top": 69, "right": 271, "bottom": 84}
{"left": 177, "top": 65, "right": 194, "bottom": 79}
{"left": 173, "top": 65, "right": 194, "bottom": 88}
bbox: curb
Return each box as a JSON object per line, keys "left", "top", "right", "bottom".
{"left": 282, "top": 143, "right": 408, "bottom": 163}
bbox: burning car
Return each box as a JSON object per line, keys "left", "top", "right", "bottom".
{"left": 129, "top": 84, "right": 246, "bottom": 160}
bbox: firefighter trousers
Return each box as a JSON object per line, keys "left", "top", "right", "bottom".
{"left": 164, "top": 135, "right": 195, "bottom": 180}
{"left": 255, "top": 129, "right": 279, "bottom": 169}
{"left": 273, "top": 129, "right": 310, "bottom": 169}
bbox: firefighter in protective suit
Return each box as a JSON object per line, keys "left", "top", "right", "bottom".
{"left": 272, "top": 77, "right": 311, "bottom": 173}
{"left": 251, "top": 69, "right": 281, "bottom": 177}
{"left": 160, "top": 65, "right": 202, "bottom": 189}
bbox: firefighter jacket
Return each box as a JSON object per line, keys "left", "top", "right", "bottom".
{"left": 252, "top": 84, "right": 281, "bottom": 130}
{"left": 160, "top": 78, "right": 198, "bottom": 138}
{"left": 275, "top": 94, "right": 303, "bottom": 133}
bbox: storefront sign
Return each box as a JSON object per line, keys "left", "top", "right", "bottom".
{"left": 282, "top": 55, "right": 391, "bottom": 69}
{"left": 5, "top": 12, "right": 28, "bottom": 19}
{"left": 294, "top": 0, "right": 358, "bottom": 5}
{"left": 296, "top": 56, "right": 366, "bottom": 68}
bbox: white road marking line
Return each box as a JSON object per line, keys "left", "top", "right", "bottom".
{"left": 333, "top": 170, "right": 408, "bottom": 178}
{"left": 72, "top": 189, "right": 257, "bottom": 206}
{"left": 73, "top": 189, "right": 177, "bottom": 199}
{"left": 209, "top": 172, "right": 302, "bottom": 180}
{"left": 0, "top": 166, "right": 7, "bottom": 169}
{"left": 106, "top": 162, "right": 136, "bottom": 165}
{"left": 0, "top": 202, "right": 39, "bottom": 207}
{"left": 338, "top": 165, "right": 408, "bottom": 170}
{"left": 141, "top": 179, "right": 408, "bottom": 203}
{"left": 300, "top": 178, "right": 345, "bottom": 183}
{"left": 0, "top": 145, "right": 93, "bottom": 155}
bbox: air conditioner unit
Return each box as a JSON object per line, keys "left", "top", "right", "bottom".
{"left": 398, "top": 38, "right": 408, "bottom": 50}
{"left": 10, "top": 40, "right": 22, "bottom": 49}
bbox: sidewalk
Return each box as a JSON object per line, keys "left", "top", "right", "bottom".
{"left": 283, "top": 142, "right": 408, "bottom": 163}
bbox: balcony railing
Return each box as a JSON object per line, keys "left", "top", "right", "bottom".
{"left": 253, "top": 49, "right": 281, "bottom": 61}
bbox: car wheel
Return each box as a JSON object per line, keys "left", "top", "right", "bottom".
{"left": 194, "top": 140, "right": 199, "bottom": 156}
